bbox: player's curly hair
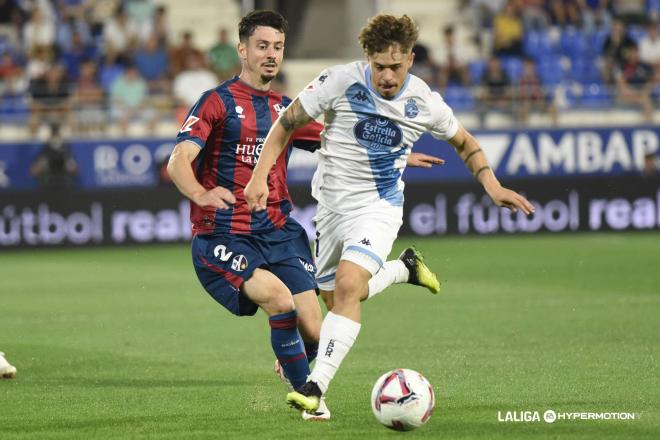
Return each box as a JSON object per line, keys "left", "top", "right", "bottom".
{"left": 239, "top": 10, "right": 288, "bottom": 42}
{"left": 358, "top": 14, "right": 419, "bottom": 55}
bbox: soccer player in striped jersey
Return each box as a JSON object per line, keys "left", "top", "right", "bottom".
{"left": 245, "top": 13, "right": 535, "bottom": 414}
{"left": 167, "top": 10, "right": 442, "bottom": 421}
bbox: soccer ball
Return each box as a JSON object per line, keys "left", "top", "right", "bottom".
{"left": 370, "top": 368, "right": 435, "bottom": 431}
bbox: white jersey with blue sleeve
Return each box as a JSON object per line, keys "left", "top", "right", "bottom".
{"left": 296, "top": 60, "right": 459, "bottom": 214}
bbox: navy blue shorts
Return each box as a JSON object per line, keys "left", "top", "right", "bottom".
{"left": 191, "top": 218, "right": 318, "bottom": 316}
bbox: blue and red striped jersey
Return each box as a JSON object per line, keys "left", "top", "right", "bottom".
{"left": 176, "top": 77, "right": 322, "bottom": 236}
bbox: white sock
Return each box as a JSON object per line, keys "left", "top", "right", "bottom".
{"left": 308, "top": 311, "right": 361, "bottom": 393}
{"left": 367, "top": 260, "right": 409, "bottom": 299}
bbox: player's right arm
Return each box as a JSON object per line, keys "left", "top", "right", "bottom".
{"left": 245, "top": 98, "right": 314, "bottom": 211}
{"left": 167, "top": 141, "right": 236, "bottom": 209}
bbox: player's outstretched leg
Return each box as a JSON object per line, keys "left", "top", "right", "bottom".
{"left": 399, "top": 247, "right": 441, "bottom": 294}
{"left": 0, "top": 352, "right": 17, "bottom": 379}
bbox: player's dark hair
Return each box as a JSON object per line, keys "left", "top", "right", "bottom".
{"left": 358, "top": 14, "right": 419, "bottom": 55}
{"left": 238, "top": 10, "right": 288, "bottom": 42}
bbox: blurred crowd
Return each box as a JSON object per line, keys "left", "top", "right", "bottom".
{"left": 413, "top": 0, "right": 660, "bottom": 125}
{"left": 0, "top": 0, "right": 242, "bottom": 136}
{"left": 1, "top": 0, "right": 660, "bottom": 137}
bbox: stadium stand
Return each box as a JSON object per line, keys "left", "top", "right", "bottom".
{"left": 0, "top": 0, "right": 658, "bottom": 140}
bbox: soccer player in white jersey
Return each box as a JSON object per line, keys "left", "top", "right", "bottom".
{"left": 245, "top": 13, "right": 535, "bottom": 413}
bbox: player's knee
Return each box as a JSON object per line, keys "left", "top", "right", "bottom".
{"left": 264, "top": 289, "right": 295, "bottom": 315}
{"left": 334, "top": 273, "right": 366, "bottom": 302}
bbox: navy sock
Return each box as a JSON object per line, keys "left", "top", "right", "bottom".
{"left": 269, "top": 310, "right": 309, "bottom": 390}
{"left": 305, "top": 341, "right": 318, "bottom": 364}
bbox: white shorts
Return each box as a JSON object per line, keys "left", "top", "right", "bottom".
{"left": 313, "top": 203, "right": 403, "bottom": 291}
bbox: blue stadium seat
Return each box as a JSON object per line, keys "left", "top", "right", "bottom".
{"left": 524, "top": 30, "right": 555, "bottom": 60}
{"left": 468, "top": 60, "right": 486, "bottom": 84}
{"left": 590, "top": 28, "right": 609, "bottom": 56}
{"left": 501, "top": 57, "right": 524, "bottom": 83}
{"left": 537, "top": 56, "right": 565, "bottom": 86}
{"left": 571, "top": 57, "right": 601, "bottom": 84}
{"left": 560, "top": 27, "right": 589, "bottom": 60}
{"left": 442, "top": 85, "right": 475, "bottom": 112}
{"left": 580, "top": 82, "right": 612, "bottom": 108}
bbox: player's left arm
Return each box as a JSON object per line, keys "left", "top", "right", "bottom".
{"left": 245, "top": 98, "right": 314, "bottom": 211}
{"left": 448, "top": 124, "right": 535, "bottom": 215}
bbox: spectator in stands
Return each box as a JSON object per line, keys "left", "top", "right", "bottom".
{"left": 133, "top": 33, "right": 169, "bottom": 93}
{"left": 545, "top": 0, "right": 581, "bottom": 28}
{"left": 436, "top": 25, "right": 469, "bottom": 87}
{"left": 466, "top": 0, "right": 506, "bottom": 56}
{"left": 639, "top": 21, "right": 660, "bottom": 73}
{"left": 517, "top": 57, "right": 557, "bottom": 125}
{"left": 99, "top": 47, "right": 126, "bottom": 92}
{"left": 172, "top": 55, "right": 217, "bottom": 124}
{"left": 22, "top": 6, "right": 56, "bottom": 53}
{"left": 125, "top": 0, "right": 157, "bottom": 44}
{"left": 28, "top": 62, "right": 71, "bottom": 131}
{"left": 72, "top": 59, "right": 105, "bottom": 135}
{"left": 109, "top": 62, "right": 155, "bottom": 135}
{"left": 0, "top": 52, "right": 21, "bottom": 83}
{"left": 520, "top": 0, "right": 549, "bottom": 32}
{"left": 616, "top": 45, "right": 654, "bottom": 121}
{"left": 170, "top": 30, "right": 206, "bottom": 76}
{"left": 208, "top": 27, "right": 240, "bottom": 81}
{"left": 602, "top": 19, "right": 637, "bottom": 84}
{"left": 0, "top": 53, "right": 28, "bottom": 120}
{"left": 25, "top": 44, "right": 54, "bottom": 80}
{"left": 0, "top": 0, "right": 23, "bottom": 48}
{"left": 59, "top": 29, "right": 97, "bottom": 82}
{"left": 103, "top": 6, "right": 138, "bottom": 54}
{"left": 151, "top": 5, "right": 170, "bottom": 47}
{"left": 410, "top": 43, "right": 440, "bottom": 89}
{"left": 56, "top": 12, "right": 93, "bottom": 54}
{"left": 493, "top": 0, "right": 524, "bottom": 57}
{"left": 30, "top": 123, "right": 78, "bottom": 188}
{"left": 580, "top": 0, "right": 612, "bottom": 33}
{"left": 478, "top": 56, "right": 513, "bottom": 126}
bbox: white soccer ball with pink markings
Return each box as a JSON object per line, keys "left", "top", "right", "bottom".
{"left": 370, "top": 368, "right": 435, "bottom": 431}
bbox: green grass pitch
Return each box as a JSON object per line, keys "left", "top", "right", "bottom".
{"left": 1, "top": 233, "right": 659, "bottom": 439}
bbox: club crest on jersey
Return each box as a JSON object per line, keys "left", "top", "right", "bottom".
{"left": 231, "top": 254, "right": 248, "bottom": 272}
{"left": 353, "top": 116, "right": 403, "bottom": 151}
{"left": 273, "top": 103, "right": 286, "bottom": 116}
{"left": 405, "top": 98, "right": 419, "bottom": 118}
{"left": 235, "top": 106, "right": 245, "bottom": 119}
{"left": 179, "top": 115, "right": 199, "bottom": 133}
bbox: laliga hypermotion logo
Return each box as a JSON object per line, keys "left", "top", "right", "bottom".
{"left": 231, "top": 254, "right": 248, "bottom": 272}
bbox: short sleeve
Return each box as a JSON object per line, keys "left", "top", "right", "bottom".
{"left": 428, "top": 91, "right": 459, "bottom": 141}
{"left": 297, "top": 66, "right": 349, "bottom": 119}
{"left": 176, "top": 90, "right": 225, "bottom": 148}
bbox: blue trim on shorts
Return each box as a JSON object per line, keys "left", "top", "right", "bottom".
{"left": 345, "top": 245, "right": 383, "bottom": 266}
{"left": 316, "top": 272, "right": 336, "bottom": 283}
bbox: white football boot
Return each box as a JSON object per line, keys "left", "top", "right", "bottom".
{"left": 0, "top": 352, "right": 17, "bottom": 379}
